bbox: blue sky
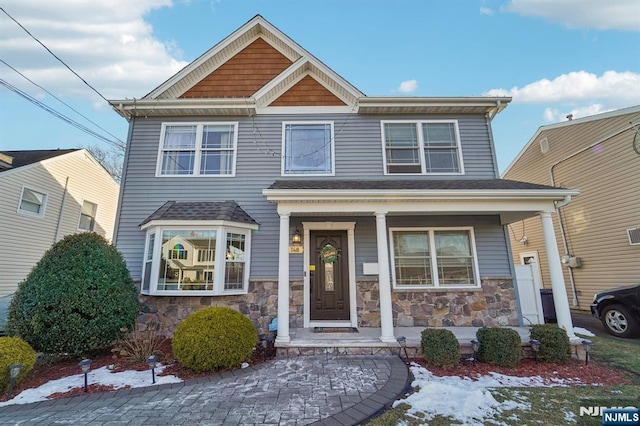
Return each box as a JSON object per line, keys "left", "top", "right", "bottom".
{"left": 1, "top": 0, "right": 639, "bottom": 172}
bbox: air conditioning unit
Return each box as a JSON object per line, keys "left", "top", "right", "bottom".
{"left": 539, "top": 137, "right": 549, "bottom": 154}
{"left": 627, "top": 227, "right": 640, "bottom": 245}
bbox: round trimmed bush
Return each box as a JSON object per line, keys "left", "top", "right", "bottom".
{"left": 173, "top": 307, "right": 258, "bottom": 372}
{"left": 477, "top": 327, "right": 522, "bottom": 367}
{"left": 421, "top": 328, "right": 460, "bottom": 367}
{"left": 0, "top": 336, "right": 37, "bottom": 393}
{"left": 7, "top": 233, "right": 139, "bottom": 356}
{"left": 529, "top": 324, "right": 571, "bottom": 363}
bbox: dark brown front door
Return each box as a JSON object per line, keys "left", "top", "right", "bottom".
{"left": 310, "top": 230, "right": 350, "bottom": 321}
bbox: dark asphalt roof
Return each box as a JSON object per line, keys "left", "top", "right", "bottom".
{"left": 267, "top": 179, "right": 564, "bottom": 191}
{"left": 140, "top": 201, "right": 258, "bottom": 226}
{"left": 0, "top": 149, "right": 79, "bottom": 171}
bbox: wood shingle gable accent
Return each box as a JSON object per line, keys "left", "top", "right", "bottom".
{"left": 179, "top": 38, "right": 293, "bottom": 99}
{"left": 269, "top": 75, "right": 347, "bottom": 106}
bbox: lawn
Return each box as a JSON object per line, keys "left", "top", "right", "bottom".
{"left": 367, "top": 332, "right": 640, "bottom": 425}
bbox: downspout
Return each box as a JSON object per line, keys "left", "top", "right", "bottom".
{"left": 54, "top": 177, "right": 70, "bottom": 243}
{"left": 549, "top": 121, "right": 637, "bottom": 307}
{"left": 111, "top": 117, "right": 134, "bottom": 247}
{"left": 486, "top": 111, "right": 501, "bottom": 179}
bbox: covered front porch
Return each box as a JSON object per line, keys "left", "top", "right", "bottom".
{"left": 263, "top": 179, "right": 581, "bottom": 347}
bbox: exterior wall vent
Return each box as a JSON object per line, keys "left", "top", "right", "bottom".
{"left": 628, "top": 227, "right": 640, "bottom": 245}
{"left": 539, "top": 137, "right": 550, "bottom": 154}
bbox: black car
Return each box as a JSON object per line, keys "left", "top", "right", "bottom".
{"left": 591, "top": 284, "right": 640, "bottom": 338}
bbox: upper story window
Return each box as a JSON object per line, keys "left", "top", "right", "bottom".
{"left": 282, "top": 122, "right": 334, "bottom": 176}
{"left": 78, "top": 200, "right": 98, "bottom": 231}
{"left": 157, "top": 122, "right": 237, "bottom": 177}
{"left": 390, "top": 227, "right": 480, "bottom": 289}
{"left": 18, "top": 187, "right": 47, "bottom": 217}
{"left": 381, "top": 121, "right": 463, "bottom": 175}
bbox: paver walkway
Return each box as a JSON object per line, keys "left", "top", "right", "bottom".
{"left": 0, "top": 355, "right": 409, "bottom": 426}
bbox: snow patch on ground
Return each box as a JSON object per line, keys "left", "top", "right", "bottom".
{"left": 0, "top": 364, "right": 182, "bottom": 407}
{"left": 573, "top": 327, "right": 595, "bottom": 337}
{"left": 393, "top": 363, "right": 585, "bottom": 425}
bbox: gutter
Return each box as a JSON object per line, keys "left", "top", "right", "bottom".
{"left": 549, "top": 121, "right": 639, "bottom": 307}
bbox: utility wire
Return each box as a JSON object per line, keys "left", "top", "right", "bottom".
{"left": 0, "top": 79, "right": 122, "bottom": 149}
{"left": 0, "top": 59, "right": 125, "bottom": 149}
{"left": 0, "top": 6, "right": 112, "bottom": 107}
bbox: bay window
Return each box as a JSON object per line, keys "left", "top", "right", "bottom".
{"left": 157, "top": 122, "right": 237, "bottom": 176}
{"left": 140, "top": 224, "right": 253, "bottom": 295}
{"left": 382, "top": 121, "right": 463, "bottom": 174}
{"left": 390, "top": 227, "right": 480, "bottom": 289}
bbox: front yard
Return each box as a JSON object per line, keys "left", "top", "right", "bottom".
{"left": 368, "top": 333, "right": 640, "bottom": 425}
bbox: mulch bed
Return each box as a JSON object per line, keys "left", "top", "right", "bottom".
{"left": 1, "top": 341, "right": 631, "bottom": 403}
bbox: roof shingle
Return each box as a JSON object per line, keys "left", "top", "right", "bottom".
{"left": 140, "top": 201, "right": 258, "bottom": 226}
{"left": 267, "top": 179, "right": 564, "bottom": 191}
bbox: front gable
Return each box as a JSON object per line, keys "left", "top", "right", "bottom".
{"left": 270, "top": 75, "right": 346, "bottom": 107}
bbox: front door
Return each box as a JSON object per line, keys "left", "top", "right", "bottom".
{"left": 310, "top": 230, "right": 350, "bottom": 321}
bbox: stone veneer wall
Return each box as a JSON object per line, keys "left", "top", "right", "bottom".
{"left": 136, "top": 277, "right": 518, "bottom": 335}
{"left": 358, "top": 277, "right": 519, "bottom": 328}
{"left": 137, "top": 280, "right": 279, "bottom": 335}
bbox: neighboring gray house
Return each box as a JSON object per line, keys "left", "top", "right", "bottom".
{"left": 110, "top": 15, "right": 578, "bottom": 347}
{"left": 0, "top": 149, "right": 120, "bottom": 295}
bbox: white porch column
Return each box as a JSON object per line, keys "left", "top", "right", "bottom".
{"left": 276, "top": 213, "right": 291, "bottom": 343}
{"left": 375, "top": 212, "right": 395, "bottom": 343}
{"left": 540, "top": 211, "right": 576, "bottom": 338}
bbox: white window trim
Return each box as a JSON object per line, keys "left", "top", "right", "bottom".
{"left": 155, "top": 122, "right": 238, "bottom": 177}
{"left": 380, "top": 120, "right": 465, "bottom": 176}
{"left": 389, "top": 226, "right": 480, "bottom": 290}
{"left": 77, "top": 198, "right": 98, "bottom": 231}
{"left": 140, "top": 222, "right": 254, "bottom": 296}
{"left": 281, "top": 121, "right": 336, "bottom": 177}
{"left": 17, "top": 185, "right": 48, "bottom": 218}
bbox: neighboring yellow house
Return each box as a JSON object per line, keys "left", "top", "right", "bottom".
{"left": 0, "top": 149, "right": 120, "bottom": 295}
{"left": 502, "top": 105, "right": 640, "bottom": 312}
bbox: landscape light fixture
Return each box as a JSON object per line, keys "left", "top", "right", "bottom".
{"left": 581, "top": 340, "right": 593, "bottom": 366}
{"left": 7, "top": 363, "right": 22, "bottom": 399}
{"left": 79, "top": 359, "right": 92, "bottom": 393}
{"left": 470, "top": 340, "right": 480, "bottom": 364}
{"left": 146, "top": 355, "right": 158, "bottom": 384}
{"left": 529, "top": 339, "right": 541, "bottom": 364}
{"left": 396, "top": 336, "right": 409, "bottom": 363}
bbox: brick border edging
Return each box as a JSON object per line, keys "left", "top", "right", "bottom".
{"left": 311, "top": 355, "right": 412, "bottom": 426}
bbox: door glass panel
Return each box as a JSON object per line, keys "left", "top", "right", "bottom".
{"left": 324, "top": 262, "right": 334, "bottom": 292}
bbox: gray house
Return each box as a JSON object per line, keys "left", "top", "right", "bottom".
{"left": 110, "top": 15, "right": 578, "bottom": 350}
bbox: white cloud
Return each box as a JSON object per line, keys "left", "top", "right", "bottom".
{"left": 484, "top": 70, "right": 640, "bottom": 104}
{"left": 0, "top": 0, "right": 189, "bottom": 102}
{"left": 503, "top": 0, "right": 640, "bottom": 31}
{"left": 480, "top": 7, "right": 494, "bottom": 16}
{"left": 543, "top": 104, "right": 612, "bottom": 122}
{"left": 397, "top": 79, "right": 418, "bottom": 93}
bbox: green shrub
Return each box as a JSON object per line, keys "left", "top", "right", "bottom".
{"left": 421, "top": 328, "right": 460, "bottom": 368}
{"left": 7, "top": 233, "right": 139, "bottom": 356}
{"left": 529, "top": 324, "right": 571, "bottom": 363}
{"left": 173, "top": 307, "right": 258, "bottom": 372}
{"left": 477, "top": 327, "right": 521, "bottom": 367}
{"left": 0, "top": 337, "right": 37, "bottom": 393}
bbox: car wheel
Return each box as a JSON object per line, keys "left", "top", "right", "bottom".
{"left": 601, "top": 305, "right": 640, "bottom": 338}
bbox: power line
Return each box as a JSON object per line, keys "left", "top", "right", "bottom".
{"left": 0, "top": 79, "right": 122, "bottom": 149}
{"left": 0, "top": 59, "right": 125, "bottom": 149}
{"left": 0, "top": 6, "right": 113, "bottom": 107}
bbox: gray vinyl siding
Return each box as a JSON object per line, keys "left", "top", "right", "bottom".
{"left": 115, "top": 113, "right": 501, "bottom": 280}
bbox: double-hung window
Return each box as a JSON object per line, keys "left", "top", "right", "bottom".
{"left": 282, "top": 122, "right": 334, "bottom": 175}
{"left": 140, "top": 224, "right": 254, "bottom": 296}
{"left": 390, "top": 227, "right": 480, "bottom": 289}
{"left": 157, "top": 122, "right": 237, "bottom": 176}
{"left": 18, "top": 187, "right": 47, "bottom": 217}
{"left": 382, "top": 121, "right": 463, "bottom": 174}
{"left": 78, "top": 200, "right": 98, "bottom": 231}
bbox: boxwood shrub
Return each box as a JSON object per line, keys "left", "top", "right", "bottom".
{"left": 173, "top": 307, "right": 258, "bottom": 372}
{"left": 421, "top": 328, "right": 460, "bottom": 367}
{"left": 529, "top": 324, "right": 571, "bottom": 363}
{"left": 477, "top": 327, "right": 521, "bottom": 367}
{"left": 0, "top": 336, "right": 37, "bottom": 393}
{"left": 7, "top": 233, "right": 139, "bottom": 356}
